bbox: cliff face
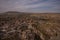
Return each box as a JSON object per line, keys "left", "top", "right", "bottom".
{"left": 0, "top": 12, "right": 60, "bottom": 40}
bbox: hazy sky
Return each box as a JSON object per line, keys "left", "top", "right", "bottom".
{"left": 0, "top": 0, "right": 60, "bottom": 13}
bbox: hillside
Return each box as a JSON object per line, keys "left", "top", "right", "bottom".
{"left": 0, "top": 12, "right": 60, "bottom": 40}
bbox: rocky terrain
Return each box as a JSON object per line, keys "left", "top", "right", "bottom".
{"left": 0, "top": 12, "right": 60, "bottom": 40}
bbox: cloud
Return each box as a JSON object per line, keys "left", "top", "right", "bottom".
{"left": 0, "top": 0, "right": 60, "bottom": 13}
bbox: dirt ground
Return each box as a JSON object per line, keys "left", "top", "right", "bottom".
{"left": 0, "top": 12, "right": 60, "bottom": 40}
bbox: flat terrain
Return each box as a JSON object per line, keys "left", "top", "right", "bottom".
{"left": 0, "top": 12, "right": 60, "bottom": 40}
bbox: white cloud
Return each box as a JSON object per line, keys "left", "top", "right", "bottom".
{"left": 0, "top": 0, "right": 60, "bottom": 13}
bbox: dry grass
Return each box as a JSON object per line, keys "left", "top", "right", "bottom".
{"left": 0, "top": 12, "right": 60, "bottom": 40}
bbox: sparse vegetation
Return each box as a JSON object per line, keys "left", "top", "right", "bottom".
{"left": 0, "top": 11, "right": 60, "bottom": 40}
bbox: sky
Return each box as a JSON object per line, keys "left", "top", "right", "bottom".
{"left": 0, "top": 0, "right": 60, "bottom": 13}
